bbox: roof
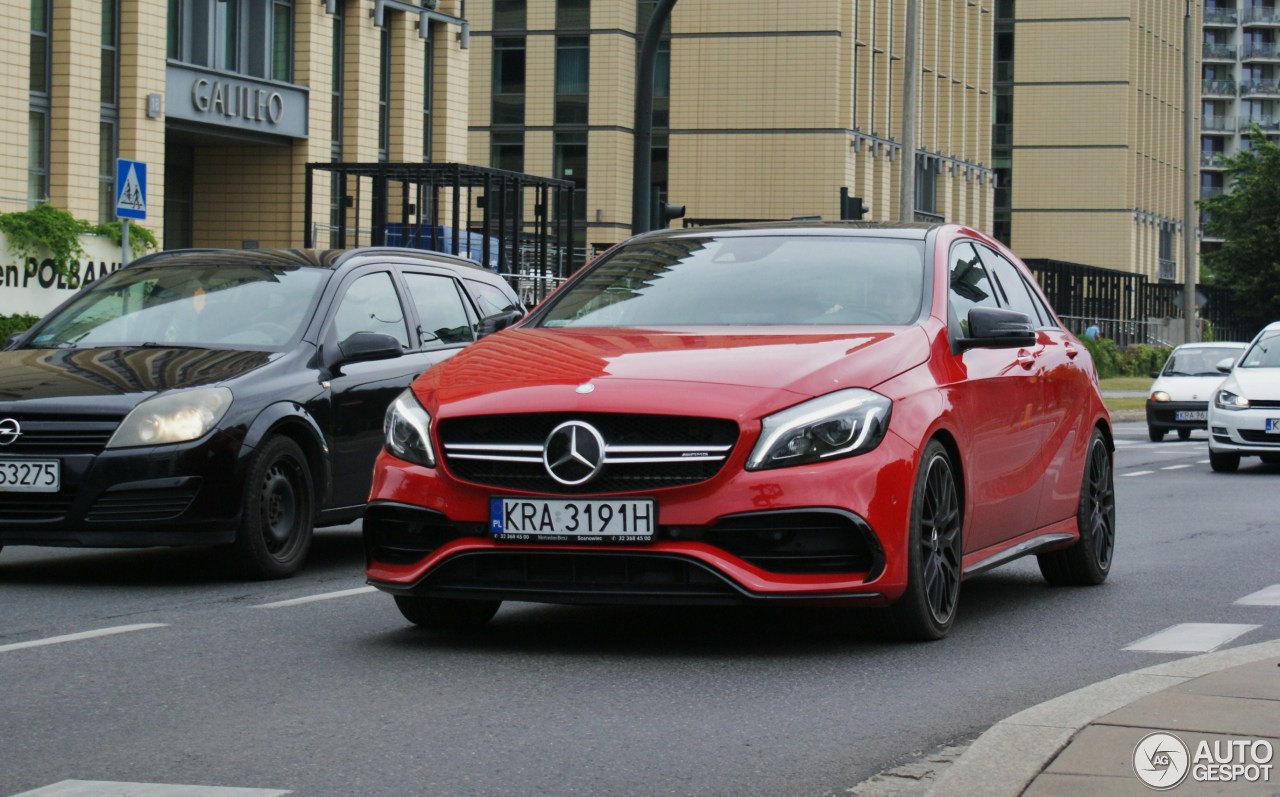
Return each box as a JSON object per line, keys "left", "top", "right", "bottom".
{"left": 635, "top": 220, "right": 943, "bottom": 242}
{"left": 127, "top": 246, "right": 494, "bottom": 274}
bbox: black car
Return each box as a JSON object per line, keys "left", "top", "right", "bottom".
{"left": 0, "top": 247, "right": 524, "bottom": 578}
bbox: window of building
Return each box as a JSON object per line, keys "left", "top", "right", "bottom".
{"left": 100, "top": 0, "right": 120, "bottom": 223}
{"left": 492, "top": 37, "right": 526, "bottom": 126}
{"left": 29, "top": 0, "right": 51, "bottom": 206}
{"left": 167, "top": 0, "right": 294, "bottom": 81}
{"left": 555, "top": 35, "right": 589, "bottom": 125}
{"left": 557, "top": 0, "right": 589, "bottom": 29}
{"left": 554, "top": 131, "right": 587, "bottom": 225}
{"left": 491, "top": 131, "right": 524, "bottom": 172}
{"left": 331, "top": 3, "right": 344, "bottom": 156}
{"left": 423, "top": 32, "right": 433, "bottom": 161}
{"left": 915, "top": 155, "right": 939, "bottom": 217}
{"left": 379, "top": 23, "right": 391, "bottom": 161}
{"left": 493, "top": 0, "right": 525, "bottom": 31}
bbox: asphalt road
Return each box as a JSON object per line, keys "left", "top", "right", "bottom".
{"left": 1, "top": 421, "right": 1275, "bottom": 797}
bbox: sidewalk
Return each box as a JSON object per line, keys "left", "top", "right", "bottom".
{"left": 923, "top": 638, "right": 1280, "bottom": 796}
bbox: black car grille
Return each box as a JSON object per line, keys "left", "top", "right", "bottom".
{"left": 0, "top": 494, "right": 75, "bottom": 522}
{"left": 695, "top": 510, "right": 881, "bottom": 575}
{"left": 1247, "top": 399, "right": 1280, "bottom": 408}
{"left": 0, "top": 417, "right": 119, "bottom": 455}
{"left": 1237, "top": 429, "right": 1280, "bottom": 445}
{"left": 438, "top": 413, "right": 739, "bottom": 494}
{"left": 86, "top": 484, "right": 201, "bottom": 522}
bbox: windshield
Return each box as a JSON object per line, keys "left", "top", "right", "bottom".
{"left": 26, "top": 262, "right": 327, "bottom": 350}
{"left": 1240, "top": 330, "right": 1280, "bottom": 368}
{"left": 537, "top": 235, "right": 926, "bottom": 327}
{"left": 1162, "top": 345, "right": 1246, "bottom": 376}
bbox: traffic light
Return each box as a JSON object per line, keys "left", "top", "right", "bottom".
{"left": 840, "top": 188, "right": 869, "bottom": 220}
{"left": 656, "top": 202, "right": 686, "bottom": 228}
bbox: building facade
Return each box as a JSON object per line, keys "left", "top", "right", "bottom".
{"left": 993, "top": 0, "right": 1202, "bottom": 285}
{"left": 1199, "top": 0, "right": 1280, "bottom": 255}
{"left": 6, "top": 0, "right": 1000, "bottom": 257}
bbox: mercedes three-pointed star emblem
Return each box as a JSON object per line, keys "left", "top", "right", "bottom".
{"left": 543, "top": 420, "right": 606, "bottom": 486}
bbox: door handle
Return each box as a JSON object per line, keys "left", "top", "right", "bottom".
{"left": 1064, "top": 342, "right": 1079, "bottom": 359}
{"left": 1016, "top": 350, "right": 1036, "bottom": 369}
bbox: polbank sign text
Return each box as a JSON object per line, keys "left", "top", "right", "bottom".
{"left": 166, "top": 64, "right": 309, "bottom": 140}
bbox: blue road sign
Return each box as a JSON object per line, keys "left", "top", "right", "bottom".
{"left": 115, "top": 159, "right": 147, "bottom": 220}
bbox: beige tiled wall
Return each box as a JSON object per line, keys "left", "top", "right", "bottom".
{"left": 1, "top": 0, "right": 31, "bottom": 210}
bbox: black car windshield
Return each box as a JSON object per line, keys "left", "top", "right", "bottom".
{"left": 1163, "top": 345, "right": 1246, "bottom": 375}
{"left": 1240, "top": 330, "right": 1280, "bottom": 368}
{"left": 27, "top": 262, "right": 327, "bottom": 350}
{"left": 538, "top": 235, "right": 926, "bottom": 327}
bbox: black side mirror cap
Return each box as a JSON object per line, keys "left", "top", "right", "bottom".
{"left": 335, "top": 331, "right": 404, "bottom": 365}
{"left": 958, "top": 307, "right": 1037, "bottom": 350}
{"left": 478, "top": 309, "right": 524, "bottom": 337}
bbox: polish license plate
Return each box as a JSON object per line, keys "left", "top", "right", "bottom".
{"left": 0, "top": 459, "right": 60, "bottom": 493}
{"left": 490, "top": 497, "right": 656, "bottom": 542}
{"left": 1174, "top": 410, "right": 1207, "bottom": 422}
{"left": 1267, "top": 419, "right": 1280, "bottom": 434}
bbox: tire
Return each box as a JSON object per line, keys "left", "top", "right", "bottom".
{"left": 226, "top": 436, "right": 315, "bottom": 580}
{"left": 394, "top": 595, "right": 501, "bottom": 630}
{"left": 1209, "top": 450, "right": 1240, "bottom": 473}
{"left": 885, "top": 440, "right": 962, "bottom": 641}
{"left": 1260, "top": 454, "right": 1280, "bottom": 466}
{"left": 1147, "top": 426, "right": 1165, "bottom": 442}
{"left": 1038, "top": 428, "right": 1115, "bottom": 586}
{"left": 1177, "top": 428, "right": 1192, "bottom": 441}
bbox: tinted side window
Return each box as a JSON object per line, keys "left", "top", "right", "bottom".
{"left": 949, "top": 242, "right": 999, "bottom": 334}
{"left": 333, "top": 271, "right": 410, "bottom": 348}
{"left": 466, "top": 278, "right": 520, "bottom": 316}
{"left": 977, "top": 246, "right": 1046, "bottom": 327}
{"left": 402, "top": 273, "right": 476, "bottom": 345}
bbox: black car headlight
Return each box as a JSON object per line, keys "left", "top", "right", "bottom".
{"left": 747, "top": 389, "right": 891, "bottom": 470}
{"left": 384, "top": 388, "right": 435, "bottom": 467}
{"left": 106, "top": 387, "right": 233, "bottom": 448}
{"left": 1215, "top": 388, "right": 1249, "bottom": 410}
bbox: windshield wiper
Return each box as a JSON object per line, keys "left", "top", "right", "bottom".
{"left": 137, "top": 342, "right": 211, "bottom": 350}
{"left": 28, "top": 340, "right": 79, "bottom": 349}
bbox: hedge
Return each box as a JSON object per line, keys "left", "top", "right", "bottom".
{"left": 0, "top": 313, "right": 39, "bottom": 341}
{"left": 1079, "top": 336, "right": 1171, "bottom": 379}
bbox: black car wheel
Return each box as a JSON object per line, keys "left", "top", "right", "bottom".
{"left": 394, "top": 595, "right": 501, "bottom": 630}
{"left": 227, "top": 436, "right": 314, "bottom": 579}
{"left": 1147, "top": 426, "right": 1165, "bottom": 442}
{"left": 1038, "top": 428, "right": 1114, "bottom": 586}
{"left": 886, "top": 440, "right": 961, "bottom": 641}
{"left": 1177, "top": 428, "right": 1192, "bottom": 441}
{"left": 1209, "top": 450, "right": 1240, "bottom": 472}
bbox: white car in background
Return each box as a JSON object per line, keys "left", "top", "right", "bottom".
{"left": 1207, "top": 321, "right": 1280, "bottom": 472}
{"left": 1146, "top": 341, "right": 1246, "bottom": 442}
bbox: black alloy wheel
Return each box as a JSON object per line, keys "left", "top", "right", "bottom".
{"left": 225, "top": 436, "right": 315, "bottom": 580}
{"left": 886, "top": 440, "right": 962, "bottom": 641}
{"left": 1038, "top": 428, "right": 1115, "bottom": 586}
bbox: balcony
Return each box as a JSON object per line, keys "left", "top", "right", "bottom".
{"left": 1203, "top": 78, "right": 1238, "bottom": 96}
{"left": 1205, "top": 6, "right": 1239, "bottom": 26}
{"left": 1242, "top": 41, "right": 1280, "bottom": 61}
{"left": 1203, "top": 42, "right": 1239, "bottom": 61}
{"left": 1201, "top": 116, "right": 1237, "bottom": 133}
{"left": 1240, "top": 116, "right": 1280, "bottom": 131}
{"left": 1241, "top": 78, "right": 1280, "bottom": 96}
{"left": 1243, "top": 7, "right": 1280, "bottom": 25}
{"left": 1201, "top": 152, "right": 1228, "bottom": 169}
{"left": 1201, "top": 185, "right": 1226, "bottom": 199}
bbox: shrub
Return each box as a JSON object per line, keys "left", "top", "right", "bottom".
{"left": 0, "top": 313, "right": 40, "bottom": 343}
{"left": 1121, "top": 344, "right": 1172, "bottom": 378}
{"left": 1080, "top": 336, "right": 1123, "bottom": 378}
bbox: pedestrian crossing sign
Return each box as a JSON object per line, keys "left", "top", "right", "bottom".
{"left": 115, "top": 159, "right": 147, "bottom": 220}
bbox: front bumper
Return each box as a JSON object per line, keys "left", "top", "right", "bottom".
{"left": 1208, "top": 406, "right": 1280, "bottom": 454}
{"left": 0, "top": 431, "right": 246, "bottom": 548}
{"left": 1146, "top": 400, "right": 1210, "bottom": 431}
{"left": 363, "top": 433, "right": 917, "bottom": 606}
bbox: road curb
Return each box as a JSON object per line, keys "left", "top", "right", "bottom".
{"left": 922, "top": 638, "right": 1280, "bottom": 797}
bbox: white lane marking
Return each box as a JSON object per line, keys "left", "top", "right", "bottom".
{"left": 253, "top": 586, "right": 376, "bottom": 608}
{"left": 1160, "top": 464, "right": 1193, "bottom": 471}
{"left": 0, "top": 623, "right": 167, "bottom": 655}
{"left": 1122, "top": 470, "right": 1154, "bottom": 477}
{"left": 1123, "top": 623, "right": 1260, "bottom": 653}
{"left": 1197, "top": 459, "right": 1210, "bottom": 464}
{"left": 9, "top": 780, "right": 290, "bottom": 796}
{"left": 1235, "top": 585, "right": 1280, "bottom": 607}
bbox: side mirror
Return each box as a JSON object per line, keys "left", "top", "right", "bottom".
{"left": 958, "top": 307, "right": 1037, "bottom": 350}
{"left": 336, "top": 331, "right": 404, "bottom": 365}
{"left": 1216, "top": 357, "right": 1235, "bottom": 374}
{"left": 478, "top": 309, "right": 524, "bottom": 337}
{"left": 1149, "top": 370, "right": 1161, "bottom": 378}
{"left": 4, "top": 332, "right": 22, "bottom": 351}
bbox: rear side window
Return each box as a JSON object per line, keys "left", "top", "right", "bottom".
{"left": 402, "top": 273, "right": 476, "bottom": 345}
{"left": 466, "top": 278, "right": 521, "bottom": 316}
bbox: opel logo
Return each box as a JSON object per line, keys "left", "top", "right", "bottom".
{"left": 0, "top": 418, "right": 21, "bottom": 446}
{"left": 543, "top": 421, "right": 606, "bottom": 486}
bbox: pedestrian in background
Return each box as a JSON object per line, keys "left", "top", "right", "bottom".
{"left": 1084, "top": 321, "right": 1101, "bottom": 340}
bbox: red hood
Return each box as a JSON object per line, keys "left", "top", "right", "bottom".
{"left": 417, "top": 326, "right": 930, "bottom": 420}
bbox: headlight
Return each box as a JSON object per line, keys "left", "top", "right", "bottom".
{"left": 384, "top": 388, "right": 435, "bottom": 466}
{"left": 747, "top": 389, "right": 891, "bottom": 470}
{"left": 106, "top": 387, "right": 233, "bottom": 448}
{"left": 1150, "top": 391, "right": 1171, "bottom": 402}
{"left": 1215, "top": 389, "right": 1249, "bottom": 410}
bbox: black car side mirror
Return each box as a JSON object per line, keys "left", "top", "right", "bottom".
{"left": 958, "top": 307, "right": 1037, "bottom": 350}
{"left": 336, "top": 331, "right": 404, "bottom": 365}
{"left": 478, "top": 309, "right": 524, "bottom": 337}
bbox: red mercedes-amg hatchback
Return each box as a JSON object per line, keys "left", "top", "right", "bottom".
{"left": 363, "top": 222, "right": 1114, "bottom": 640}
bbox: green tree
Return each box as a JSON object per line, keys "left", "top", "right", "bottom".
{"left": 1200, "top": 125, "right": 1280, "bottom": 337}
